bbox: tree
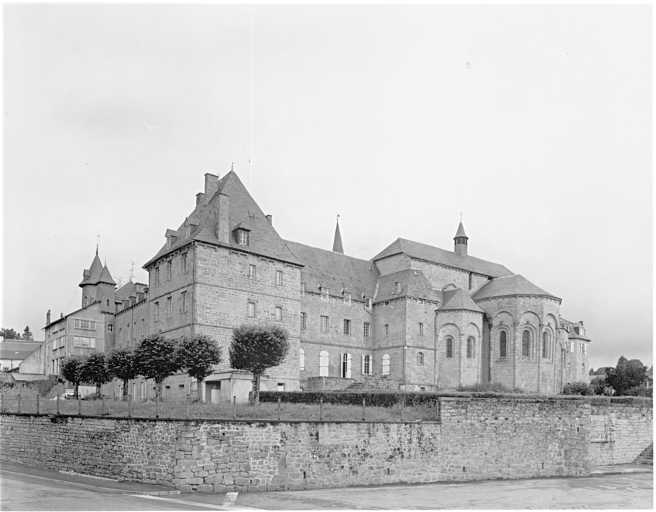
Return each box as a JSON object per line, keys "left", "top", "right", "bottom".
{"left": 60, "top": 355, "right": 86, "bottom": 398}
{"left": 229, "top": 325, "right": 289, "bottom": 405}
{"left": 177, "top": 334, "right": 222, "bottom": 402}
{"left": 605, "top": 356, "right": 648, "bottom": 396}
{"left": 0, "top": 327, "right": 21, "bottom": 340}
{"left": 133, "top": 334, "right": 182, "bottom": 400}
{"left": 80, "top": 352, "right": 111, "bottom": 396}
{"left": 107, "top": 347, "right": 137, "bottom": 401}
{"left": 22, "top": 326, "right": 34, "bottom": 340}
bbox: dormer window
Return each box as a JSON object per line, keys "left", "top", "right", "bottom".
{"left": 166, "top": 237, "right": 172, "bottom": 249}
{"left": 233, "top": 224, "right": 251, "bottom": 246}
{"left": 394, "top": 282, "right": 401, "bottom": 294}
{"left": 185, "top": 225, "right": 191, "bottom": 238}
{"left": 365, "top": 297, "right": 372, "bottom": 308}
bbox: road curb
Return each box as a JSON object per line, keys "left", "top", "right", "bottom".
{"left": 0, "top": 469, "right": 180, "bottom": 496}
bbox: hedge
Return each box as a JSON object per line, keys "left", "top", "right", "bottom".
{"left": 259, "top": 391, "right": 653, "bottom": 407}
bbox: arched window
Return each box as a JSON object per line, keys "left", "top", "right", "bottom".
{"left": 467, "top": 337, "right": 475, "bottom": 358}
{"left": 319, "top": 351, "right": 329, "bottom": 376}
{"left": 382, "top": 354, "right": 390, "bottom": 375}
{"left": 417, "top": 352, "right": 424, "bottom": 365}
{"left": 299, "top": 348, "right": 305, "bottom": 371}
{"left": 522, "top": 330, "right": 531, "bottom": 357}
{"left": 446, "top": 337, "right": 454, "bottom": 358}
{"left": 542, "top": 332, "right": 549, "bottom": 359}
{"left": 499, "top": 331, "right": 507, "bottom": 359}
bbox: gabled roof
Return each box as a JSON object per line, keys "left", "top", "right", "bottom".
{"left": 284, "top": 240, "right": 378, "bottom": 299}
{"left": 440, "top": 288, "right": 483, "bottom": 313}
{"left": 144, "top": 171, "right": 301, "bottom": 267}
{"left": 372, "top": 238, "right": 512, "bottom": 278}
{"left": 115, "top": 281, "right": 147, "bottom": 303}
{"left": 373, "top": 268, "right": 442, "bottom": 304}
{"left": 472, "top": 274, "right": 560, "bottom": 302}
{"left": 79, "top": 253, "right": 104, "bottom": 286}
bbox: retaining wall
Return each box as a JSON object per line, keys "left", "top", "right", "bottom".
{"left": 0, "top": 398, "right": 651, "bottom": 493}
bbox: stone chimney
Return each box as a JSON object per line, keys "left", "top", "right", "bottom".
{"left": 196, "top": 192, "right": 206, "bottom": 205}
{"left": 266, "top": 214, "right": 273, "bottom": 225}
{"left": 216, "top": 193, "right": 230, "bottom": 243}
{"left": 136, "top": 291, "right": 145, "bottom": 303}
{"left": 46, "top": 310, "right": 51, "bottom": 325}
{"left": 204, "top": 173, "right": 219, "bottom": 203}
{"left": 122, "top": 299, "right": 130, "bottom": 309}
{"left": 129, "top": 295, "right": 136, "bottom": 306}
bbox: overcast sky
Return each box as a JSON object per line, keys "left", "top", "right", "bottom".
{"left": 2, "top": 4, "right": 652, "bottom": 371}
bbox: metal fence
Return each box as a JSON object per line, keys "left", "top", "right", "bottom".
{"left": 0, "top": 394, "right": 439, "bottom": 422}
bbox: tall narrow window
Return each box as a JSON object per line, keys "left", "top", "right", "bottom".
{"left": 344, "top": 293, "right": 351, "bottom": 305}
{"left": 300, "top": 282, "right": 306, "bottom": 295}
{"left": 301, "top": 312, "right": 307, "bottom": 330}
{"left": 181, "top": 292, "right": 187, "bottom": 313}
{"left": 419, "top": 323, "right": 424, "bottom": 336}
{"left": 299, "top": 348, "right": 305, "bottom": 371}
{"left": 167, "top": 261, "right": 172, "bottom": 281}
{"left": 340, "top": 353, "right": 351, "bottom": 378}
{"left": 446, "top": 337, "right": 453, "bottom": 358}
{"left": 154, "top": 302, "right": 160, "bottom": 322}
{"left": 343, "top": 319, "right": 351, "bottom": 335}
{"left": 467, "top": 337, "right": 475, "bottom": 358}
{"left": 362, "top": 355, "right": 371, "bottom": 375}
{"left": 275, "top": 270, "right": 283, "bottom": 285}
{"left": 249, "top": 265, "right": 256, "bottom": 279}
{"left": 522, "top": 330, "right": 531, "bottom": 357}
{"left": 363, "top": 322, "right": 370, "bottom": 338}
{"left": 417, "top": 352, "right": 424, "bottom": 365}
{"left": 155, "top": 267, "right": 160, "bottom": 286}
{"left": 382, "top": 354, "right": 390, "bottom": 375}
{"left": 319, "top": 351, "right": 329, "bottom": 376}
{"left": 320, "top": 315, "right": 329, "bottom": 332}
{"left": 274, "top": 306, "right": 283, "bottom": 321}
{"left": 247, "top": 302, "right": 256, "bottom": 318}
{"left": 365, "top": 297, "right": 372, "bottom": 308}
{"left": 499, "top": 331, "right": 507, "bottom": 358}
{"left": 384, "top": 324, "right": 389, "bottom": 336}
{"left": 237, "top": 230, "right": 249, "bottom": 246}
{"left": 182, "top": 253, "right": 188, "bottom": 273}
{"left": 167, "top": 297, "right": 172, "bottom": 317}
{"left": 542, "top": 332, "right": 549, "bottom": 358}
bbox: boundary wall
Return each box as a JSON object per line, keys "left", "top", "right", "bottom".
{"left": 0, "top": 398, "right": 651, "bottom": 493}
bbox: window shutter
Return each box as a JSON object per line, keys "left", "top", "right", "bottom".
{"left": 369, "top": 356, "right": 373, "bottom": 375}
{"left": 361, "top": 354, "right": 365, "bottom": 374}
{"left": 340, "top": 352, "right": 344, "bottom": 378}
{"left": 346, "top": 353, "right": 352, "bottom": 378}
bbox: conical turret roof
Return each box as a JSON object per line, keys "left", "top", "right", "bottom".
{"left": 454, "top": 221, "right": 468, "bottom": 239}
{"left": 332, "top": 220, "right": 344, "bottom": 254}
{"left": 98, "top": 265, "right": 117, "bottom": 286}
{"left": 79, "top": 253, "right": 104, "bottom": 286}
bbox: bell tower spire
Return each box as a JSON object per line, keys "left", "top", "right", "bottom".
{"left": 332, "top": 215, "right": 344, "bottom": 254}
{"left": 453, "top": 216, "right": 469, "bottom": 257}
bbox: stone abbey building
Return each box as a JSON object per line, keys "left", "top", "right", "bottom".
{"left": 35, "top": 170, "right": 591, "bottom": 399}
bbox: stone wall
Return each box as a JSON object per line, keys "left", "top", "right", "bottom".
{"left": 1, "top": 398, "right": 651, "bottom": 493}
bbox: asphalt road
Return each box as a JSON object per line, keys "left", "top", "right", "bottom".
{"left": 0, "top": 465, "right": 652, "bottom": 510}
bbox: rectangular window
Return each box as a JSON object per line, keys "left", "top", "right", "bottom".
{"left": 167, "top": 297, "right": 172, "bottom": 317}
{"left": 154, "top": 302, "right": 160, "bottom": 322}
{"left": 384, "top": 324, "right": 389, "bottom": 336}
{"left": 419, "top": 323, "right": 424, "bottom": 336}
{"left": 343, "top": 319, "right": 351, "bottom": 335}
{"left": 320, "top": 315, "right": 329, "bottom": 332}
{"left": 181, "top": 291, "right": 187, "bottom": 312}
{"left": 276, "top": 270, "right": 283, "bottom": 285}
{"left": 247, "top": 302, "right": 256, "bottom": 318}
{"left": 249, "top": 264, "right": 256, "bottom": 279}
{"left": 321, "top": 288, "right": 330, "bottom": 301}
{"left": 363, "top": 355, "right": 371, "bottom": 375}
{"left": 182, "top": 253, "right": 188, "bottom": 273}
{"left": 365, "top": 297, "right": 372, "bottom": 308}
{"left": 363, "top": 322, "right": 370, "bottom": 338}
{"left": 74, "top": 319, "right": 96, "bottom": 330}
{"left": 301, "top": 312, "right": 307, "bottom": 330}
{"left": 275, "top": 306, "right": 283, "bottom": 321}
{"left": 155, "top": 267, "right": 160, "bottom": 286}
{"left": 300, "top": 282, "right": 306, "bottom": 295}
{"left": 167, "top": 261, "right": 172, "bottom": 281}
{"left": 344, "top": 293, "right": 351, "bottom": 305}
{"left": 237, "top": 230, "right": 249, "bottom": 246}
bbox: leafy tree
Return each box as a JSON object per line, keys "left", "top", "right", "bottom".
{"left": 229, "top": 325, "right": 289, "bottom": 405}
{"left": 0, "top": 327, "right": 21, "bottom": 340}
{"left": 605, "top": 357, "right": 648, "bottom": 395}
{"left": 107, "top": 347, "right": 137, "bottom": 401}
{"left": 177, "top": 334, "right": 222, "bottom": 402}
{"left": 133, "top": 334, "right": 182, "bottom": 399}
{"left": 22, "top": 326, "right": 34, "bottom": 340}
{"left": 60, "top": 355, "right": 86, "bottom": 398}
{"left": 80, "top": 352, "right": 111, "bottom": 396}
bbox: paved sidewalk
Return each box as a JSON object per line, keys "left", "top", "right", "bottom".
{"left": 0, "top": 461, "right": 180, "bottom": 495}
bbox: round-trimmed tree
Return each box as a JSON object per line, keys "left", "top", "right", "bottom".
{"left": 107, "top": 347, "right": 137, "bottom": 401}
{"left": 177, "top": 334, "right": 222, "bottom": 402}
{"left": 80, "top": 352, "right": 111, "bottom": 396}
{"left": 133, "top": 334, "right": 182, "bottom": 400}
{"left": 229, "top": 325, "right": 289, "bottom": 405}
{"left": 59, "top": 355, "right": 85, "bottom": 398}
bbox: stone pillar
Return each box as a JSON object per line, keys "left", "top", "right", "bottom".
{"left": 458, "top": 334, "right": 465, "bottom": 388}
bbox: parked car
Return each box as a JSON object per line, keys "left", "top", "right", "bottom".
{"left": 81, "top": 392, "right": 106, "bottom": 400}
{"left": 50, "top": 392, "right": 74, "bottom": 401}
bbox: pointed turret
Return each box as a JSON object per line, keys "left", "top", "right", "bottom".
{"left": 99, "top": 265, "right": 117, "bottom": 286}
{"left": 80, "top": 253, "right": 104, "bottom": 286}
{"left": 332, "top": 218, "right": 344, "bottom": 254}
{"left": 453, "top": 220, "right": 469, "bottom": 257}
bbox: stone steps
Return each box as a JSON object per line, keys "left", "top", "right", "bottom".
{"left": 634, "top": 444, "right": 653, "bottom": 465}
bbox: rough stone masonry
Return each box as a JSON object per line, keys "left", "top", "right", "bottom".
{"left": 0, "top": 397, "right": 651, "bottom": 493}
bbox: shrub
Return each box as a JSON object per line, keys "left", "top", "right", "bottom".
{"left": 562, "top": 381, "right": 593, "bottom": 395}
{"left": 624, "top": 386, "right": 653, "bottom": 398}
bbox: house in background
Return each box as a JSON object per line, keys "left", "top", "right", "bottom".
{"left": 0, "top": 339, "right": 44, "bottom": 372}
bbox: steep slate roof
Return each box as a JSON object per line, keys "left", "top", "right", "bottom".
{"left": 472, "top": 274, "right": 560, "bottom": 301}
{"left": 99, "top": 265, "right": 117, "bottom": 286}
{"left": 332, "top": 221, "right": 344, "bottom": 254}
{"left": 373, "top": 268, "right": 442, "bottom": 304}
{"left": 79, "top": 253, "right": 104, "bottom": 286}
{"left": 372, "top": 238, "right": 512, "bottom": 278}
{"left": 144, "top": 171, "right": 301, "bottom": 268}
{"left": 440, "top": 288, "right": 483, "bottom": 313}
{"left": 284, "top": 240, "right": 378, "bottom": 299}
{"left": 454, "top": 222, "right": 468, "bottom": 239}
{"left": 115, "top": 281, "right": 147, "bottom": 303}
{"left": 0, "top": 341, "right": 44, "bottom": 361}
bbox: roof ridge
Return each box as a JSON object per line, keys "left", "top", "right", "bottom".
{"left": 284, "top": 240, "right": 372, "bottom": 265}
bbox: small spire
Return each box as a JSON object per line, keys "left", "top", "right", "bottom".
{"left": 332, "top": 215, "right": 344, "bottom": 254}
{"left": 231, "top": 162, "right": 234, "bottom": 172}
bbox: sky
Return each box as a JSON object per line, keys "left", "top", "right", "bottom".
{"left": 2, "top": 3, "right": 652, "bottom": 371}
